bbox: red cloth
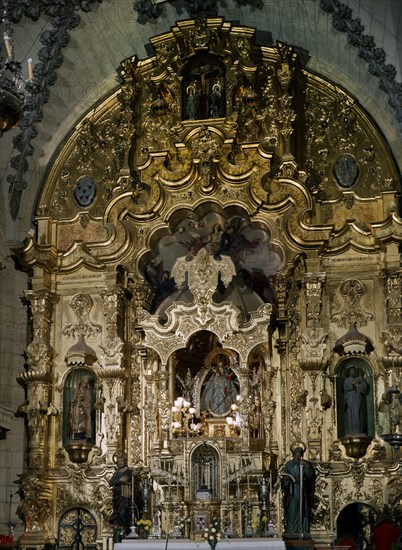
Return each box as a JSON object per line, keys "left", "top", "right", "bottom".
{"left": 337, "top": 537, "right": 356, "bottom": 550}
{"left": 373, "top": 521, "right": 400, "bottom": 550}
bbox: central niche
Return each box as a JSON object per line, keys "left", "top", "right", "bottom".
{"left": 171, "top": 334, "right": 267, "bottom": 442}
{"left": 198, "top": 349, "right": 240, "bottom": 417}
{"left": 172, "top": 334, "right": 242, "bottom": 439}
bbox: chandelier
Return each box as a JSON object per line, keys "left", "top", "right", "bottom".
{"left": 0, "top": 1, "right": 32, "bottom": 136}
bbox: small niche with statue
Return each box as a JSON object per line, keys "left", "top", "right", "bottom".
{"left": 181, "top": 53, "right": 226, "bottom": 121}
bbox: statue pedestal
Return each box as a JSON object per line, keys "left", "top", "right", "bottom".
{"left": 115, "top": 538, "right": 286, "bottom": 550}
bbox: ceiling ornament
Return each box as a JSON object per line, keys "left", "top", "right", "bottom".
{"left": 317, "top": 0, "right": 402, "bottom": 127}
{"left": 133, "top": 0, "right": 163, "bottom": 24}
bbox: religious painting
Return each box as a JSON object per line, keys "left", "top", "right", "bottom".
{"left": 194, "top": 512, "right": 209, "bottom": 534}
{"left": 142, "top": 211, "right": 283, "bottom": 314}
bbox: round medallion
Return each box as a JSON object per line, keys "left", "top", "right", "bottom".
{"left": 74, "top": 175, "right": 97, "bottom": 207}
{"left": 334, "top": 154, "right": 359, "bottom": 188}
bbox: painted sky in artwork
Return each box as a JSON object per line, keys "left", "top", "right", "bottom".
{"left": 151, "top": 213, "right": 283, "bottom": 274}
{"left": 144, "top": 213, "right": 283, "bottom": 310}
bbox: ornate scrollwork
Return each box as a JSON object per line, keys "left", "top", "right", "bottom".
{"left": 331, "top": 279, "right": 375, "bottom": 328}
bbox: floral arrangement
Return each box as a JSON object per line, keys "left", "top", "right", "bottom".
{"left": 251, "top": 513, "right": 269, "bottom": 537}
{"left": 137, "top": 518, "right": 152, "bottom": 538}
{"left": 203, "top": 517, "right": 225, "bottom": 549}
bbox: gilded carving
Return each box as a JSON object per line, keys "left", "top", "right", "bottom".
{"left": 12, "top": 16, "right": 402, "bottom": 547}
{"left": 331, "top": 279, "right": 375, "bottom": 328}
{"left": 56, "top": 484, "right": 73, "bottom": 515}
{"left": 23, "top": 290, "right": 54, "bottom": 377}
{"left": 383, "top": 326, "right": 402, "bottom": 369}
{"left": 91, "top": 481, "right": 113, "bottom": 524}
{"left": 63, "top": 294, "right": 101, "bottom": 342}
{"left": 311, "top": 475, "right": 330, "bottom": 531}
{"left": 99, "top": 287, "right": 126, "bottom": 370}
{"left": 300, "top": 328, "right": 328, "bottom": 372}
{"left": 381, "top": 269, "right": 402, "bottom": 325}
{"left": 304, "top": 82, "right": 395, "bottom": 202}
{"left": 351, "top": 464, "right": 365, "bottom": 498}
{"left": 302, "top": 274, "right": 326, "bottom": 327}
{"left": 16, "top": 471, "right": 52, "bottom": 536}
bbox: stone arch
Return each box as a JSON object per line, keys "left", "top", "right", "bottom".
{"left": 336, "top": 501, "right": 378, "bottom": 549}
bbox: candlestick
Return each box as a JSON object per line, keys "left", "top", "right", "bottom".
{"left": 27, "top": 58, "right": 33, "bottom": 80}
{"left": 4, "top": 33, "right": 12, "bottom": 58}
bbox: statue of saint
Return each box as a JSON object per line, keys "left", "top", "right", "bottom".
{"left": 209, "top": 83, "right": 222, "bottom": 118}
{"left": 200, "top": 357, "right": 239, "bottom": 415}
{"left": 69, "top": 375, "right": 94, "bottom": 441}
{"left": 378, "top": 391, "right": 392, "bottom": 434}
{"left": 281, "top": 446, "right": 315, "bottom": 539}
{"left": 343, "top": 366, "right": 369, "bottom": 434}
{"left": 185, "top": 85, "right": 199, "bottom": 119}
{"left": 109, "top": 456, "right": 133, "bottom": 536}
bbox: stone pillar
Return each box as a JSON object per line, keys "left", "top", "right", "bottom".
{"left": 18, "top": 290, "right": 56, "bottom": 548}
{"left": 98, "top": 285, "right": 127, "bottom": 460}
{"left": 21, "top": 290, "right": 55, "bottom": 468}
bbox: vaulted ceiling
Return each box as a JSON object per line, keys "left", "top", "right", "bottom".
{"left": 1, "top": 0, "right": 401, "bottom": 240}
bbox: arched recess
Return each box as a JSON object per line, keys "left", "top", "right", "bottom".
{"left": 181, "top": 52, "right": 226, "bottom": 120}
{"left": 62, "top": 369, "right": 96, "bottom": 446}
{"left": 58, "top": 507, "right": 97, "bottom": 550}
{"left": 191, "top": 442, "right": 221, "bottom": 501}
{"left": 174, "top": 339, "right": 240, "bottom": 412}
{"left": 335, "top": 358, "right": 374, "bottom": 439}
{"left": 336, "top": 501, "right": 377, "bottom": 550}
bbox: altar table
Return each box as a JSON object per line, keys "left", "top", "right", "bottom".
{"left": 115, "top": 538, "right": 286, "bottom": 550}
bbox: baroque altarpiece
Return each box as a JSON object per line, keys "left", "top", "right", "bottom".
{"left": 13, "top": 18, "right": 402, "bottom": 549}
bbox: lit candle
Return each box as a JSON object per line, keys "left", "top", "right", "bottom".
{"left": 27, "top": 58, "right": 33, "bottom": 80}
{"left": 3, "top": 32, "right": 12, "bottom": 58}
